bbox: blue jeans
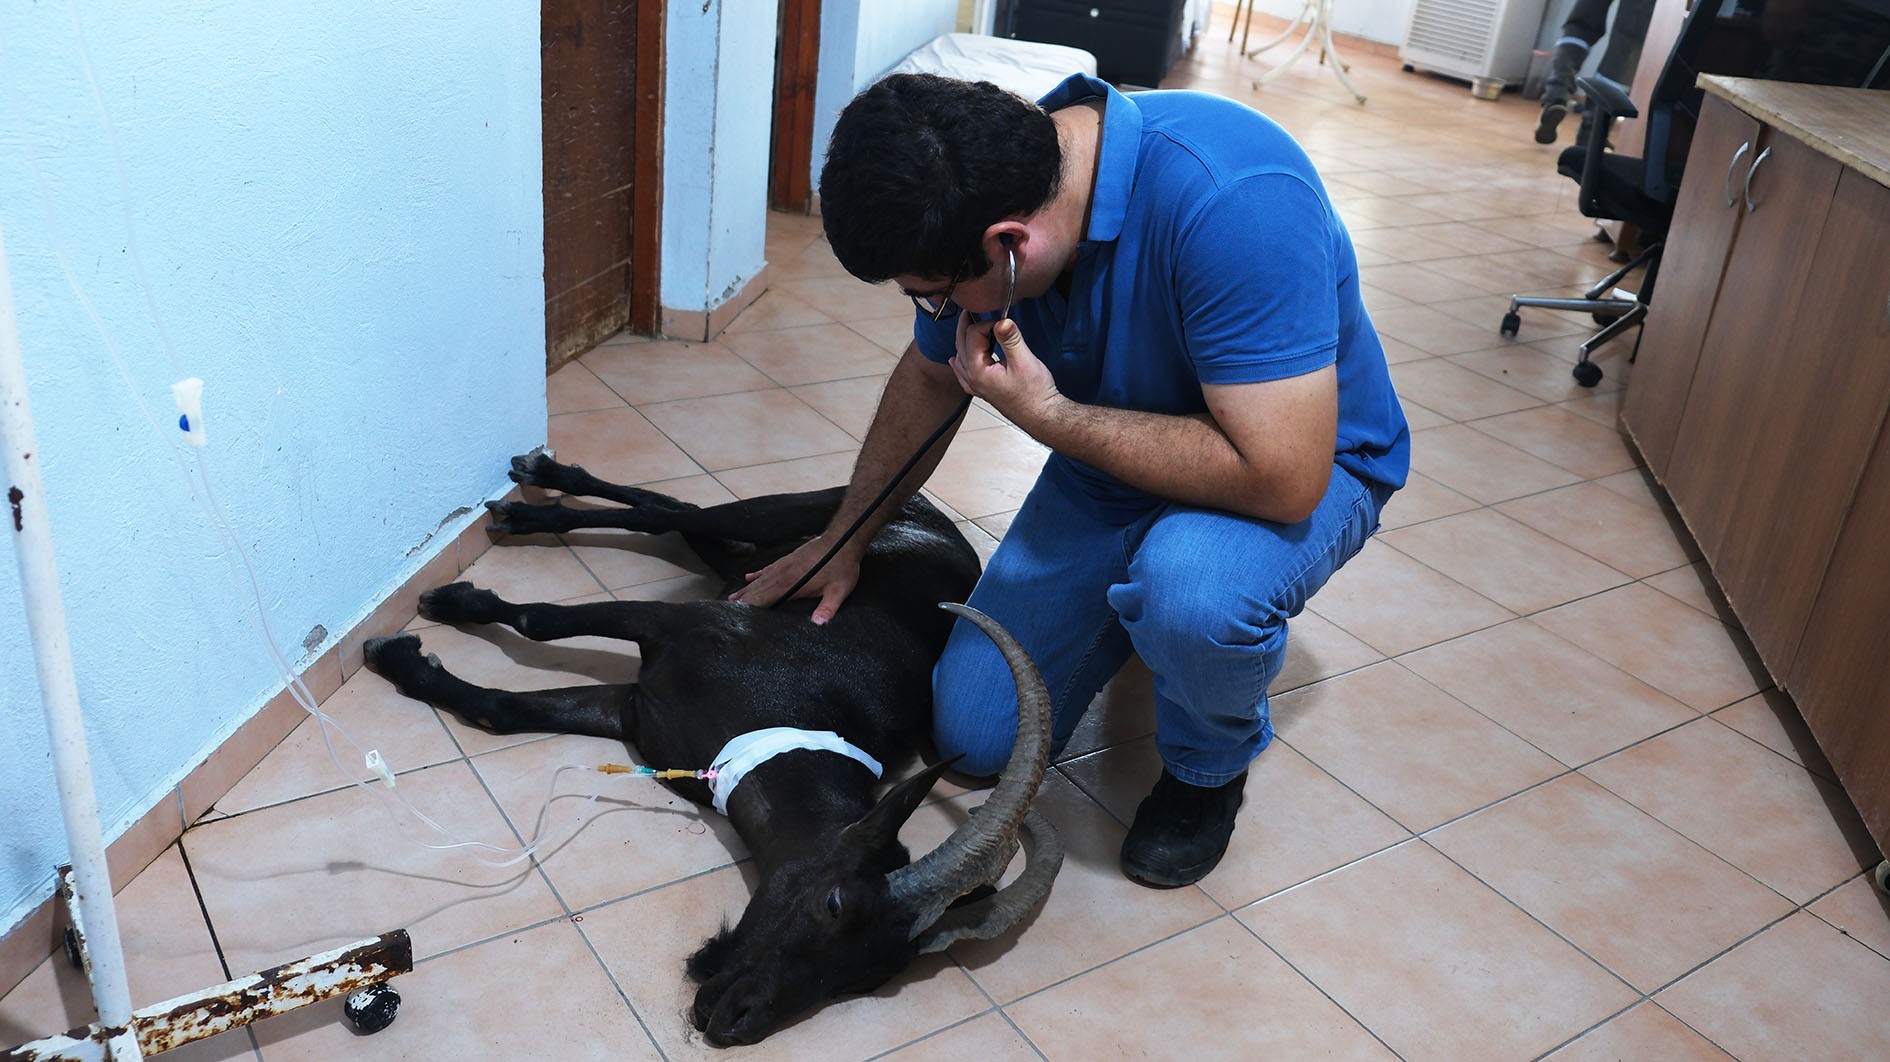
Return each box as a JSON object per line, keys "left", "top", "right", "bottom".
{"left": 933, "top": 465, "right": 1390, "bottom": 786}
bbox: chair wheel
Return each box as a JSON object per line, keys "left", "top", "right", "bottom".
{"left": 1592, "top": 311, "right": 1625, "bottom": 326}
{"left": 1572, "top": 361, "right": 1604, "bottom": 387}
{"left": 1500, "top": 312, "right": 1521, "bottom": 338}
{"left": 344, "top": 983, "right": 401, "bottom": 1034}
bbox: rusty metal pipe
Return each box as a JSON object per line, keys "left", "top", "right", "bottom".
{"left": 3, "top": 931, "right": 412, "bottom": 1060}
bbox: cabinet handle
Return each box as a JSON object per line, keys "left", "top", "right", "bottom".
{"left": 1725, "top": 141, "right": 1751, "bottom": 207}
{"left": 1743, "top": 146, "right": 1773, "bottom": 214}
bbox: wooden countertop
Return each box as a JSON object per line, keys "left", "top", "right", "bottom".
{"left": 1702, "top": 75, "right": 1890, "bottom": 188}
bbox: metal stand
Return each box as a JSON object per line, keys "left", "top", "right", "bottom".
{"left": 2, "top": 215, "right": 411, "bottom": 1061}
{"left": 9, "top": 870, "right": 412, "bottom": 1060}
{"left": 1247, "top": 0, "right": 1367, "bottom": 104}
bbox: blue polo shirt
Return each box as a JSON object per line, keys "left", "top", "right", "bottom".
{"left": 913, "top": 74, "right": 1409, "bottom": 522}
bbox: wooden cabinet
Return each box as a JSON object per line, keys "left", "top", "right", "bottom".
{"left": 1786, "top": 168, "right": 1890, "bottom": 850}
{"left": 1713, "top": 169, "right": 1890, "bottom": 680}
{"left": 1793, "top": 369, "right": 1890, "bottom": 846}
{"left": 1621, "top": 98, "right": 1759, "bottom": 475}
{"left": 1661, "top": 119, "right": 1851, "bottom": 674}
{"left": 1621, "top": 79, "right": 1890, "bottom": 858}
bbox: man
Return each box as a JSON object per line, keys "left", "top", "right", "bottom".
{"left": 734, "top": 73, "right": 1408, "bottom": 888}
{"left": 1534, "top": 0, "right": 1656, "bottom": 145}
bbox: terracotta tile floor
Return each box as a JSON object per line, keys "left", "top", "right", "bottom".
{"left": 6, "top": 12, "right": 1889, "bottom": 1060}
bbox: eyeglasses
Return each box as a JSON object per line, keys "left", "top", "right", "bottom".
{"left": 908, "top": 266, "right": 963, "bottom": 321}
{"left": 907, "top": 246, "right": 1016, "bottom": 324}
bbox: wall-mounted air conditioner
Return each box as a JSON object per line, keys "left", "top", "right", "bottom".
{"left": 1400, "top": 0, "right": 1551, "bottom": 98}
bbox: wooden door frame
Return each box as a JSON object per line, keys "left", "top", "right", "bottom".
{"left": 771, "top": 0, "right": 821, "bottom": 212}
{"left": 628, "top": 0, "right": 667, "bottom": 333}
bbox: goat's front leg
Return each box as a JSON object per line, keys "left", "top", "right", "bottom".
{"left": 362, "top": 634, "right": 632, "bottom": 739}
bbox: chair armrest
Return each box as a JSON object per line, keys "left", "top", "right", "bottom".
{"left": 1575, "top": 75, "right": 1638, "bottom": 122}
{"left": 1570, "top": 76, "right": 1639, "bottom": 216}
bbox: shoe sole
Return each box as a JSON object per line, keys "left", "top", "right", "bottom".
{"left": 1120, "top": 847, "right": 1227, "bottom": 889}
{"left": 1534, "top": 103, "right": 1567, "bottom": 145}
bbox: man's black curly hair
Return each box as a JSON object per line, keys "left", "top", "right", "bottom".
{"left": 818, "top": 73, "right": 1062, "bottom": 284}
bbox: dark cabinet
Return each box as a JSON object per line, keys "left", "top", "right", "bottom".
{"left": 1004, "top": 0, "right": 1189, "bottom": 87}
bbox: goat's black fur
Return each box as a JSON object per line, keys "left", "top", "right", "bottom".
{"left": 364, "top": 452, "right": 1046, "bottom": 1046}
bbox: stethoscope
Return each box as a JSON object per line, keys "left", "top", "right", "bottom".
{"left": 770, "top": 239, "right": 1017, "bottom": 606}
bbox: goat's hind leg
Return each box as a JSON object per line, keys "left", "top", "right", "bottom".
{"left": 495, "top": 452, "right": 844, "bottom": 545}
{"left": 494, "top": 453, "right": 848, "bottom": 577}
{"left": 508, "top": 451, "right": 684, "bottom": 507}
{"left": 362, "top": 633, "right": 632, "bottom": 740}
{"left": 488, "top": 452, "right": 709, "bottom": 537}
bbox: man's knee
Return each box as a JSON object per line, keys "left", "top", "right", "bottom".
{"left": 1120, "top": 577, "right": 1284, "bottom": 656}
{"left": 931, "top": 710, "right": 1016, "bottom": 779}
{"left": 932, "top": 631, "right": 1026, "bottom": 779}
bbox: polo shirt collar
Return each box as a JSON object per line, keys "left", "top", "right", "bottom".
{"left": 1036, "top": 73, "right": 1141, "bottom": 243}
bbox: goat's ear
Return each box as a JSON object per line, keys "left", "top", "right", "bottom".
{"left": 844, "top": 757, "right": 958, "bottom": 851}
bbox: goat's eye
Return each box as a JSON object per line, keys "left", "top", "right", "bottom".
{"left": 825, "top": 885, "right": 844, "bottom": 919}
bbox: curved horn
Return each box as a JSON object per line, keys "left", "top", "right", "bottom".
{"left": 913, "top": 809, "right": 1062, "bottom": 954}
{"left": 887, "top": 602, "right": 1053, "bottom": 937}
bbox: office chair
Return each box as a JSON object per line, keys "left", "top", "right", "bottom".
{"left": 1501, "top": 0, "right": 1723, "bottom": 388}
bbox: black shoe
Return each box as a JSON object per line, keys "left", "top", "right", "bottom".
{"left": 1120, "top": 769, "right": 1247, "bottom": 888}
{"left": 1534, "top": 101, "right": 1568, "bottom": 145}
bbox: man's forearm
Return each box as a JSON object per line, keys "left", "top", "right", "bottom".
{"left": 825, "top": 345, "right": 969, "bottom": 548}
{"left": 959, "top": 324, "right": 1337, "bottom": 524}
{"left": 1015, "top": 397, "right": 1330, "bottom": 523}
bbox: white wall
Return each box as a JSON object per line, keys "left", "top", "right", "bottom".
{"left": 662, "top": 0, "right": 778, "bottom": 318}
{"left": 0, "top": 1, "right": 545, "bottom": 935}
{"left": 1247, "top": 0, "right": 1416, "bottom": 45}
{"left": 858, "top": 0, "right": 963, "bottom": 77}
{"left": 811, "top": 0, "right": 962, "bottom": 201}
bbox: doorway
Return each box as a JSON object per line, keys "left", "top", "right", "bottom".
{"left": 541, "top": 0, "right": 665, "bottom": 370}
{"left": 771, "top": 0, "right": 821, "bottom": 213}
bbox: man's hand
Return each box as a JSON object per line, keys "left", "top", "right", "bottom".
{"left": 729, "top": 535, "right": 862, "bottom": 625}
{"left": 950, "top": 316, "right": 1063, "bottom": 431}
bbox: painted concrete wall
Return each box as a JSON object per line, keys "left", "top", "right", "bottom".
{"left": 1250, "top": 0, "right": 1418, "bottom": 45}
{"left": 811, "top": 0, "right": 962, "bottom": 203}
{"left": 0, "top": 2, "right": 545, "bottom": 935}
{"left": 661, "top": 0, "right": 778, "bottom": 317}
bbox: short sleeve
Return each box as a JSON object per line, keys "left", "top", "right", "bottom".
{"left": 913, "top": 308, "right": 956, "bottom": 364}
{"left": 1174, "top": 173, "right": 1340, "bottom": 385}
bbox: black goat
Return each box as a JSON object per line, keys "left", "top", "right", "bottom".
{"left": 362, "top": 452, "right": 1060, "bottom": 1046}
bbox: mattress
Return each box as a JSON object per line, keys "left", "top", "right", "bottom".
{"left": 884, "top": 32, "right": 1098, "bottom": 102}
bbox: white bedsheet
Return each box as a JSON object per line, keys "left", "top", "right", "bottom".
{"left": 884, "top": 32, "right": 1098, "bottom": 102}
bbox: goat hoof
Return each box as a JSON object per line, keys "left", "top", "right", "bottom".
{"left": 508, "top": 451, "right": 569, "bottom": 487}
{"left": 485, "top": 498, "right": 561, "bottom": 537}
{"left": 419, "top": 582, "right": 501, "bottom": 625}
{"left": 362, "top": 634, "right": 423, "bottom": 674}
{"left": 508, "top": 452, "right": 546, "bottom": 483}
{"left": 484, "top": 499, "right": 523, "bottom": 535}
